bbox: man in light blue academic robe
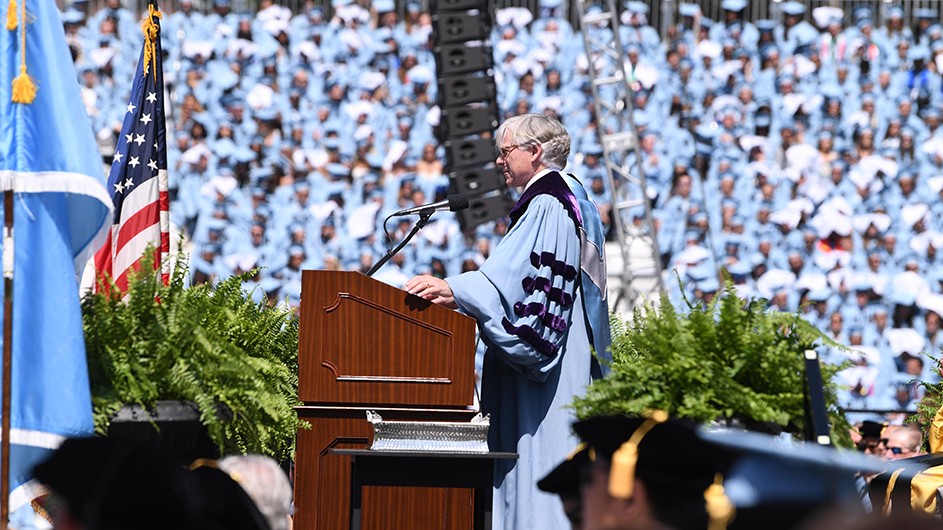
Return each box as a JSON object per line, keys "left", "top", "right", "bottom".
{"left": 407, "top": 114, "right": 610, "bottom": 530}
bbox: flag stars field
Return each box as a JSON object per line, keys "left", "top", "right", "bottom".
{"left": 94, "top": 3, "right": 170, "bottom": 293}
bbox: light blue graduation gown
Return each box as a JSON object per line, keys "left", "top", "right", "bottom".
{"left": 447, "top": 172, "right": 602, "bottom": 530}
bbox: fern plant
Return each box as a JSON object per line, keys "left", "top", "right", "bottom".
{"left": 82, "top": 251, "right": 304, "bottom": 460}
{"left": 573, "top": 283, "right": 852, "bottom": 447}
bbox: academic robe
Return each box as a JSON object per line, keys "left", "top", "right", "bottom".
{"left": 448, "top": 171, "right": 606, "bottom": 530}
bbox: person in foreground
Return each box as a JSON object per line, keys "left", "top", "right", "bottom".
{"left": 407, "top": 113, "right": 611, "bottom": 530}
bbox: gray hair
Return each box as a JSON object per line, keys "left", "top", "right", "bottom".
{"left": 495, "top": 113, "right": 571, "bottom": 170}
{"left": 218, "top": 455, "right": 293, "bottom": 530}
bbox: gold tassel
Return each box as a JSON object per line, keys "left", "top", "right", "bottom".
{"left": 10, "top": 0, "right": 34, "bottom": 104}
{"left": 608, "top": 410, "right": 668, "bottom": 499}
{"left": 5, "top": 0, "right": 16, "bottom": 31}
{"left": 883, "top": 468, "right": 905, "bottom": 515}
{"left": 609, "top": 441, "right": 640, "bottom": 499}
{"left": 11, "top": 65, "right": 36, "bottom": 104}
{"left": 705, "top": 474, "right": 735, "bottom": 530}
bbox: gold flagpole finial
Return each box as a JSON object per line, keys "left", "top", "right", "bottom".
{"left": 140, "top": 4, "right": 162, "bottom": 78}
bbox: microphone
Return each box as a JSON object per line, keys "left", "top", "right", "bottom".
{"left": 391, "top": 194, "right": 469, "bottom": 217}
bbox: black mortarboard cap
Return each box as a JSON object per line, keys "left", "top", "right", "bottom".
{"left": 573, "top": 414, "right": 733, "bottom": 496}
{"left": 857, "top": 420, "right": 887, "bottom": 440}
{"left": 701, "top": 428, "right": 923, "bottom": 530}
{"left": 537, "top": 443, "right": 591, "bottom": 497}
{"left": 33, "top": 437, "right": 192, "bottom": 529}
{"left": 573, "top": 414, "right": 737, "bottom": 529}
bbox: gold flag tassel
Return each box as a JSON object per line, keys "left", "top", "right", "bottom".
{"left": 704, "top": 473, "right": 735, "bottom": 530}
{"left": 5, "top": 0, "right": 16, "bottom": 31}
{"left": 608, "top": 410, "right": 668, "bottom": 499}
{"left": 10, "top": 0, "right": 35, "bottom": 104}
{"left": 140, "top": 3, "right": 161, "bottom": 78}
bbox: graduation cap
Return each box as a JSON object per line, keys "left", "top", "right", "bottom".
{"left": 794, "top": 271, "right": 827, "bottom": 293}
{"left": 852, "top": 6, "right": 871, "bottom": 20}
{"left": 927, "top": 34, "right": 943, "bottom": 52}
{"left": 698, "top": 276, "right": 721, "bottom": 294}
{"left": 373, "top": 0, "right": 394, "bottom": 13}
{"left": 756, "top": 19, "right": 776, "bottom": 32}
{"left": 756, "top": 269, "right": 797, "bottom": 299}
{"left": 726, "top": 260, "right": 752, "bottom": 279}
{"left": 807, "top": 287, "right": 831, "bottom": 303}
{"left": 780, "top": 1, "right": 805, "bottom": 16}
{"left": 886, "top": 327, "right": 926, "bottom": 358}
{"left": 901, "top": 203, "right": 930, "bottom": 229}
{"left": 909, "top": 46, "right": 931, "bottom": 62}
{"left": 537, "top": 443, "right": 591, "bottom": 498}
{"left": 61, "top": 7, "right": 85, "bottom": 23}
{"left": 917, "top": 291, "right": 943, "bottom": 318}
{"left": 916, "top": 7, "right": 937, "bottom": 20}
{"left": 855, "top": 420, "right": 887, "bottom": 441}
{"left": 679, "top": 3, "right": 700, "bottom": 17}
{"left": 572, "top": 413, "right": 736, "bottom": 529}
{"left": 701, "top": 428, "right": 920, "bottom": 529}
{"left": 495, "top": 6, "right": 534, "bottom": 29}
{"left": 623, "top": 1, "right": 649, "bottom": 14}
{"left": 33, "top": 437, "right": 193, "bottom": 529}
{"left": 675, "top": 244, "right": 711, "bottom": 265}
{"left": 856, "top": 17, "right": 873, "bottom": 29}
{"left": 811, "top": 6, "right": 843, "bottom": 29}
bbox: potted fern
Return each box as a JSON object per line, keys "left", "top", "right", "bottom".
{"left": 82, "top": 251, "right": 303, "bottom": 460}
{"left": 573, "top": 283, "right": 852, "bottom": 447}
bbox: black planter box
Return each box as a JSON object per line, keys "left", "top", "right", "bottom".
{"left": 107, "top": 400, "right": 220, "bottom": 464}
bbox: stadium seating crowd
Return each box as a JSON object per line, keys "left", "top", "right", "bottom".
{"left": 62, "top": 0, "right": 943, "bottom": 423}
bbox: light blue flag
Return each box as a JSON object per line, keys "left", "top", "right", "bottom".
{"left": 0, "top": 0, "right": 112, "bottom": 521}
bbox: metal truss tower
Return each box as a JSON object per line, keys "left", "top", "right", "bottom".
{"left": 575, "top": 0, "right": 663, "bottom": 314}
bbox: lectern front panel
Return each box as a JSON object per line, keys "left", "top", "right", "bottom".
{"left": 299, "top": 270, "right": 476, "bottom": 408}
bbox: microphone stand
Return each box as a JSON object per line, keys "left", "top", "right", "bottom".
{"left": 366, "top": 211, "right": 434, "bottom": 277}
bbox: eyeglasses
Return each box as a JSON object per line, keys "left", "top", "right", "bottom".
{"left": 885, "top": 446, "right": 908, "bottom": 455}
{"left": 498, "top": 144, "right": 521, "bottom": 158}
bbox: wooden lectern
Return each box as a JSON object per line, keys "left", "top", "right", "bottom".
{"left": 295, "top": 270, "right": 480, "bottom": 530}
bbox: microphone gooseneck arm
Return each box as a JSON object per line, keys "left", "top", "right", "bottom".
{"left": 366, "top": 211, "right": 433, "bottom": 277}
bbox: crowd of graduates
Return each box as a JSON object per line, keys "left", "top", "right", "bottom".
{"left": 61, "top": 0, "right": 943, "bottom": 424}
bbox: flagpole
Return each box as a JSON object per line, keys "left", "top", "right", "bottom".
{"left": 1, "top": 190, "right": 13, "bottom": 530}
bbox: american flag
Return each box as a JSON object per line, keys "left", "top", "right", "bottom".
{"left": 94, "top": 4, "right": 170, "bottom": 292}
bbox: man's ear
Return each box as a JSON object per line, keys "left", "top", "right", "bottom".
{"left": 530, "top": 142, "right": 544, "bottom": 165}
